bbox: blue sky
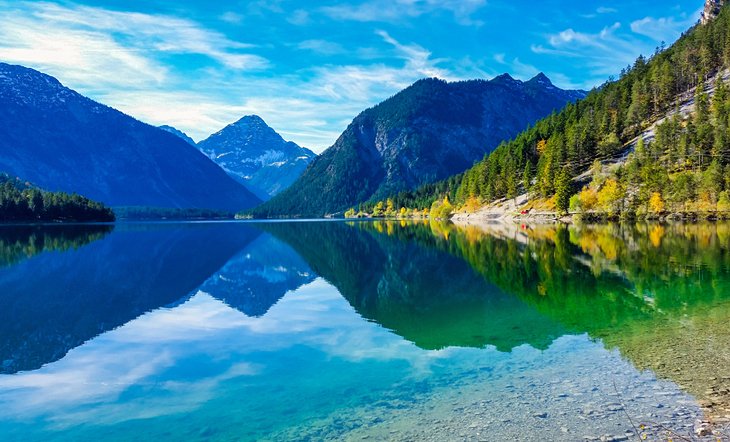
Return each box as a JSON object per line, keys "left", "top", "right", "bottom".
{"left": 0, "top": 0, "right": 702, "bottom": 152}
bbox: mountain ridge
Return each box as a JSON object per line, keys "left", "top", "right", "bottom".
{"left": 251, "top": 73, "right": 586, "bottom": 217}
{"left": 0, "top": 62, "right": 261, "bottom": 212}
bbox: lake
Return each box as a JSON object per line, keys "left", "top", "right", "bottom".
{"left": 0, "top": 220, "right": 729, "bottom": 441}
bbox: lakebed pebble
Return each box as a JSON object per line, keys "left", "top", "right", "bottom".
{"left": 266, "top": 336, "right": 730, "bottom": 441}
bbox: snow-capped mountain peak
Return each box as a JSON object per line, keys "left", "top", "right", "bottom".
{"left": 197, "top": 115, "right": 316, "bottom": 201}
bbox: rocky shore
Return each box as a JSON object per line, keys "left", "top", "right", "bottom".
{"left": 450, "top": 195, "right": 572, "bottom": 225}
{"left": 267, "top": 336, "right": 730, "bottom": 441}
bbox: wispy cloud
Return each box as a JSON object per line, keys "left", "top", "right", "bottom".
{"left": 492, "top": 53, "right": 541, "bottom": 81}
{"left": 0, "top": 1, "right": 268, "bottom": 95}
{"left": 219, "top": 11, "right": 244, "bottom": 25}
{"left": 532, "top": 22, "right": 649, "bottom": 88}
{"left": 531, "top": 6, "right": 702, "bottom": 90}
{"left": 582, "top": 6, "right": 618, "bottom": 19}
{"left": 376, "top": 30, "right": 451, "bottom": 79}
{"left": 630, "top": 12, "right": 700, "bottom": 42}
{"left": 287, "top": 9, "right": 311, "bottom": 25}
{"left": 0, "top": 5, "right": 165, "bottom": 89}
{"left": 23, "top": 2, "right": 267, "bottom": 70}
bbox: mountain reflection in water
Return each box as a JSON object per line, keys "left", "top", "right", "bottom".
{"left": 0, "top": 220, "right": 729, "bottom": 438}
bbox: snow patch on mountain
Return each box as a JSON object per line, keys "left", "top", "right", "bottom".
{"left": 197, "top": 115, "right": 316, "bottom": 200}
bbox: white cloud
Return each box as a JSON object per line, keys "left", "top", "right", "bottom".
{"left": 23, "top": 2, "right": 267, "bottom": 70}
{"left": 0, "top": 1, "right": 268, "bottom": 93}
{"left": 138, "top": 31, "right": 459, "bottom": 147}
{"left": 533, "top": 22, "right": 646, "bottom": 88}
{"left": 510, "top": 58, "right": 540, "bottom": 80}
{"left": 630, "top": 13, "right": 699, "bottom": 42}
{"left": 0, "top": 8, "right": 167, "bottom": 89}
{"left": 491, "top": 53, "right": 542, "bottom": 81}
{"left": 376, "top": 30, "right": 451, "bottom": 79}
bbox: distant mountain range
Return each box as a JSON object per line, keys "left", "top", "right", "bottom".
{"left": 0, "top": 62, "right": 587, "bottom": 217}
{"left": 198, "top": 116, "right": 316, "bottom": 201}
{"left": 0, "top": 63, "right": 260, "bottom": 212}
{"left": 252, "top": 73, "right": 586, "bottom": 217}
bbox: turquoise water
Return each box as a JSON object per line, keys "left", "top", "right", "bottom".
{"left": 0, "top": 221, "right": 728, "bottom": 441}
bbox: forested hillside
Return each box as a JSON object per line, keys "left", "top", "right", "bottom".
{"left": 377, "top": 4, "right": 730, "bottom": 219}
{"left": 0, "top": 174, "right": 115, "bottom": 222}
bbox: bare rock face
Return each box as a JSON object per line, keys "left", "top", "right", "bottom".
{"left": 702, "top": 0, "right": 725, "bottom": 24}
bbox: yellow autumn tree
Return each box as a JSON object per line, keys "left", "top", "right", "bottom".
{"left": 578, "top": 187, "right": 598, "bottom": 212}
{"left": 385, "top": 198, "right": 395, "bottom": 217}
{"left": 372, "top": 201, "right": 384, "bottom": 217}
{"left": 596, "top": 179, "right": 623, "bottom": 215}
{"left": 441, "top": 196, "right": 453, "bottom": 218}
{"left": 464, "top": 196, "right": 481, "bottom": 213}
{"left": 649, "top": 192, "right": 665, "bottom": 214}
{"left": 536, "top": 139, "right": 548, "bottom": 155}
{"left": 430, "top": 196, "right": 453, "bottom": 220}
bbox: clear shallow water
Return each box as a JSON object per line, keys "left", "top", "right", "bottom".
{"left": 0, "top": 221, "right": 729, "bottom": 441}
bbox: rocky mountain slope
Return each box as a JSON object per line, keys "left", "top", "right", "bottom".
{"left": 198, "top": 116, "right": 316, "bottom": 200}
{"left": 0, "top": 63, "right": 260, "bottom": 211}
{"left": 252, "top": 73, "right": 585, "bottom": 217}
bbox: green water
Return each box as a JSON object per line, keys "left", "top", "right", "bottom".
{"left": 0, "top": 221, "right": 729, "bottom": 441}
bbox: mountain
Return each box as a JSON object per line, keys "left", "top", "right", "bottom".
{"left": 251, "top": 73, "right": 586, "bottom": 217}
{"left": 403, "top": 0, "right": 730, "bottom": 219}
{"left": 198, "top": 115, "right": 316, "bottom": 200}
{"left": 159, "top": 125, "right": 196, "bottom": 145}
{"left": 0, "top": 63, "right": 261, "bottom": 212}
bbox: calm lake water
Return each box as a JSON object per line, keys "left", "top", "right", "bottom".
{"left": 0, "top": 220, "right": 729, "bottom": 441}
